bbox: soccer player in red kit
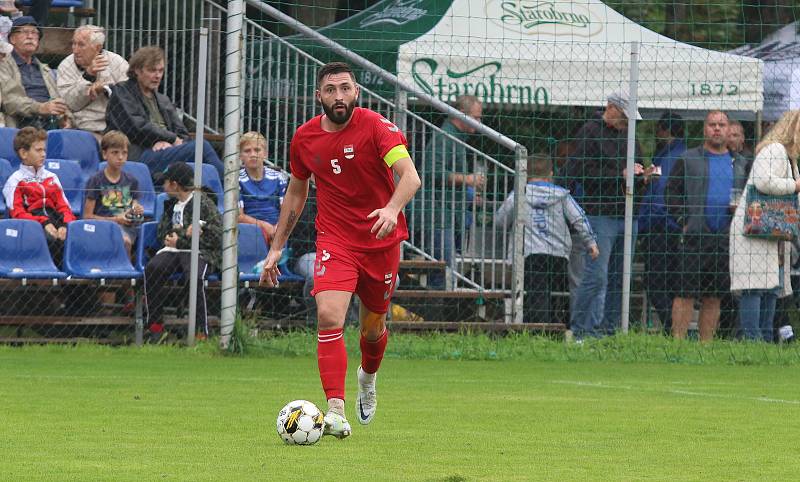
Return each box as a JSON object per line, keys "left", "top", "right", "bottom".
{"left": 260, "top": 62, "right": 421, "bottom": 438}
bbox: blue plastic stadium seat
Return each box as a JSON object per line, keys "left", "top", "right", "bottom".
{"left": 45, "top": 159, "right": 84, "bottom": 216}
{"left": 0, "top": 127, "right": 19, "bottom": 167}
{"left": 98, "top": 161, "right": 156, "bottom": 218}
{"left": 135, "top": 221, "right": 158, "bottom": 272}
{"left": 0, "top": 219, "right": 66, "bottom": 278}
{"left": 64, "top": 220, "right": 140, "bottom": 279}
{"left": 238, "top": 223, "right": 267, "bottom": 282}
{"left": 238, "top": 223, "right": 304, "bottom": 283}
{"left": 277, "top": 261, "right": 305, "bottom": 283}
{"left": 154, "top": 192, "right": 168, "bottom": 222}
{"left": 0, "top": 158, "right": 13, "bottom": 216}
{"left": 46, "top": 129, "right": 101, "bottom": 175}
{"left": 186, "top": 162, "right": 224, "bottom": 212}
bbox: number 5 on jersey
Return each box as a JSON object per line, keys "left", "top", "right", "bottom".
{"left": 330, "top": 159, "right": 341, "bottom": 174}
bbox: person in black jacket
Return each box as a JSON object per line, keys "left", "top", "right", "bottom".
{"left": 105, "top": 46, "right": 224, "bottom": 180}
{"left": 665, "top": 110, "right": 748, "bottom": 342}
{"left": 144, "top": 162, "right": 222, "bottom": 343}
{"left": 562, "top": 90, "right": 649, "bottom": 339}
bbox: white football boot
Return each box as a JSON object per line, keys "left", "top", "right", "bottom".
{"left": 322, "top": 411, "right": 352, "bottom": 439}
{"left": 355, "top": 366, "right": 377, "bottom": 425}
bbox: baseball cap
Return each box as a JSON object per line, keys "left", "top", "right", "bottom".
{"left": 163, "top": 162, "right": 194, "bottom": 188}
{"left": 10, "top": 16, "right": 43, "bottom": 38}
{"left": 607, "top": 90, "right": 642, "bottom": 121}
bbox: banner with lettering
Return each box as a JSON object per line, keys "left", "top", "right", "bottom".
{"left": 396, "top": 0, "right": 763, "bottom": 112}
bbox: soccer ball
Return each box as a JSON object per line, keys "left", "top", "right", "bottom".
{"left": 276, "top": 400, "right": 325, "bottom": 445}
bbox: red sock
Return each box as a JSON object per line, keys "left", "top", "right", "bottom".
{"left": 317, "top": 329, "right": 347, "bottom": 401}
{"left": 360, "top": 329, "right": 388, "bottom": 375}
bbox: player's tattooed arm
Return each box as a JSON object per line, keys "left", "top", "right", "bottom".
{"left": 280, "top": 210, "right": 298, "bottom": 240}
{"left": 268, "top": 175, "right": 309, "bottom": 250}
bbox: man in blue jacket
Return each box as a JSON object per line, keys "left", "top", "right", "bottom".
{"left": 637, "top": 112, "right": 686, "bottom": 333}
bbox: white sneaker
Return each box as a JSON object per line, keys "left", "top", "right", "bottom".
{"left": 355, "top": 366, "right": 377, "bottom": 425}
{"left": 322, "top": 411, "right": 351, "bottom": 439}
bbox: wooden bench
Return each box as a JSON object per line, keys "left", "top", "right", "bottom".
{"left": 252, "top": 318, "right": 565, "bottom": 334}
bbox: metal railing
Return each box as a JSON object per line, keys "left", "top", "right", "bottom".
{"left": 95, "top": 0, "right": 528, "bottom": 322}
{"left": 241, "top": 4, "right": 524, "bottom": 301}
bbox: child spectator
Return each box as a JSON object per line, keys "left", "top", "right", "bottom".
{"left": 2, "top": 126, "right": 75, "bottom": 266}
{"left": 495, "top": 154, "right": 599, "bottom": 324}
{"left": 237, "top": 131, "right": 287, "bottom": 242}
{"left": 83, "top": 131, "right": 144, "bottom": 255}
{"left": 144, "top": 162, "right": 221, "bottom": 343}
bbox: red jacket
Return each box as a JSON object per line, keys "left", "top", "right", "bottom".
{"left": 2, "top": 164, "right": 76, "bottom": 225}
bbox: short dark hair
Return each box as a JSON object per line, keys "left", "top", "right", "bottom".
{"left": 14, "top": 127, "right": 46, "bottom": 154}
{"left": 163, "top": 162, "right": 194, "bottom": 189}
{"left": 317, "top": 62, "right": 356, "bottom": 87}
{"left": 527, "top": 154, "right": 553, "bottom": 177}
{"left": 128, "top": 46, "right": 165, "bottom": 80}
{"left": 656, "top": 111, "right": 685, "bottom": 138}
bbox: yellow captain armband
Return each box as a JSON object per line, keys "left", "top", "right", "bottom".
{"left": 383, "top": 144, "right": 410, "bottom": 167}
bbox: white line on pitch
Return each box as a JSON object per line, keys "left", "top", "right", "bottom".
{"left": 553, "top": 380, "right": 800, "bottom": 405}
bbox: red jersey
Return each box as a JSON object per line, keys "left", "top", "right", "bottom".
{"left": 290, "top": 107, "right": 409, "bottom": 251}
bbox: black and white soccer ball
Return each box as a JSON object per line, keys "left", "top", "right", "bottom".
{"left": 276, "top": 400, "right": 325, "bottom": 445}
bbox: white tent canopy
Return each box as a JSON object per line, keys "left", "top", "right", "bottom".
{"left": 397, "top": 0, "right": 764, "bottom": 114}
{"left": 731, "top": 22, "right": 800, "bottom": 121}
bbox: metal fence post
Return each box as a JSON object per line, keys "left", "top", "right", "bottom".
{"left": 219, "top": 0, "right": 244, "bottom": 350}
{"left": 622, "top": 41, "right": 640, "bottom": 334}
{"left": 188, "top": 27, "right": 210, "bottom": 346}
{"left": 511, "top": 145, "right": 528, "bottom": 324}
{"left": 395, "top": 89, "right": 408, "bottom": 134}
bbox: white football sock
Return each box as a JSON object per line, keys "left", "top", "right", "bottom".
{"left": 327, "top": 397, "right": 345, "bottom": 416}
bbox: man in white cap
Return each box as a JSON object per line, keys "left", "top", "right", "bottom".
{"left": 561, "top": 89, "right": 649, "bottom": 340}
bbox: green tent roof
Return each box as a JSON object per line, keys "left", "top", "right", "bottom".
{"left": 269, "top": 0, "right": 453, "bottom": 97}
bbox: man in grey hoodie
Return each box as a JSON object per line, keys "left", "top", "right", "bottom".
{"left": 496, "top": 155, "right": 599, "bottom": 324}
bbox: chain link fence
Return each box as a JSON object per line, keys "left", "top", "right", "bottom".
{"left": 2, "top": 0, "right": 800, "bottom": 343}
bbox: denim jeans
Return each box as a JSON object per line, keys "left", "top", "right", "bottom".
{"left": 138, "top": 140, "right": 225, "bottom": 180}
{"left": 739, "top": 290, "right": 778, "bottom": 342}
{"left": 570, "top": 216, "right": 635, "bottom": 338}
{"left": 568, "top": 241, "right": 585, "bottom": 318}
{"left": 428, "top": 228, "right": 457, "bottom": 290}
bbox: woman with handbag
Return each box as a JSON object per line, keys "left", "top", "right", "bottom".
{"left": 730, "top": 110, "right": 800, "bottom": 341}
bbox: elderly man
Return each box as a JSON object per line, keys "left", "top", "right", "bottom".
{"left": 57, "top": 25, "right": 127, "bottom": 139}
{"left": 106, "top": 45, "right": 223, "bottom": 179}
{"left": 0, "top": 16, "right": 69, "bottom": 129}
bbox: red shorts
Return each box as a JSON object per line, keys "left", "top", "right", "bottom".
{"left": 311, "top": 240, "right": 400, "bottom": 314}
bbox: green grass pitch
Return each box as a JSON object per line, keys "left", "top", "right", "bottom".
{"left": 2, "top": 342, "right": 799, "bottom": 481}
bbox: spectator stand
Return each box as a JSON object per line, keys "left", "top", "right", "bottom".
{"left": 44, "top": 158, "right": 84, "bottom": 216}
{"left": 46, "top": 129, "right": 101, "bottom": 176}
{"left": 0, "top": 219, "right": 138, "bottom": 342}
